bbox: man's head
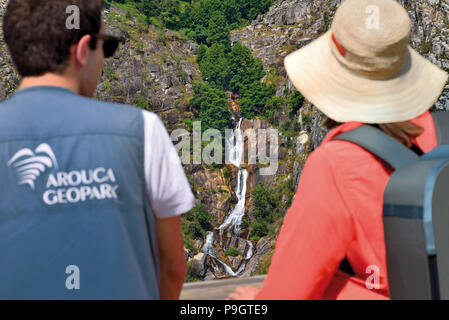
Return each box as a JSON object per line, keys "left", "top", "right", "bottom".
{"left": 3, "top": 0, "right": 109, "bottom": 97}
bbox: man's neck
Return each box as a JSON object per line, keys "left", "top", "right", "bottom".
{"left": 19, "top": 73, "right": 80, "bottom": 95}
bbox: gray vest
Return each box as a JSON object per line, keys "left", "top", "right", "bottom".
{"left": 0, "top": 86, "right": 159, "bottom": 299}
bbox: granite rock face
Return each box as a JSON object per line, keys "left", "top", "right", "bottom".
{"left": 97, "top": 10, "right": 202, "bottom": 131}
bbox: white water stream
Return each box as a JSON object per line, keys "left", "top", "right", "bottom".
{"left": 202, "top": 118, "right": 254, "bottom": 277}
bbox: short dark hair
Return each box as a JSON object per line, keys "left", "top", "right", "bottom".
{"left": 3, "top": 0, "right": 104, "bottom": 77}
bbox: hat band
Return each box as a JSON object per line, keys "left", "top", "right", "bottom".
{"left": 332, "top": 33, "right": 347, "bottom": 57}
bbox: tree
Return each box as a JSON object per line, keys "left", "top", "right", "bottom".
{"left": 141, "top": 0, "right": 181, "bottom": 28}
{"left": 239, "top": 81, "right": 274, "bottom": 119}
{"left": 197, "top": 44, "right": 208, "bottom": 64}
{"left": 222, "top": 0, "right": 243, "bottom": 24}
{"left": 251, "top": 182, "right": 278, "bottom": 223}
{"left": 264, "top": 96, "right": 284, "bottom": 124}
{"left": 192, "top": 204, "right": 212, "bottom": 231}
{"left": 190, "top": 82, "right": 231, "bottom": 133}
{"left": 250, "top": 218, "right": 269, "bottom": 239}
{"left": 198, "top": 43, "right": 230, "bottom": 88}
{"left": 240, "top": 0, "right": 275, "bottom": 21}
{"left": 288, "top": 90, "right": 304, "bottom": 116}
{"left": 142, "top": 0, "right": 161, "bottom": 18}
{"left": 206, "top": 11, "right": 231, "bottom": 49}
{"left": 184, "top": 204, "right": 213, "bottom": 240}
{"left": 159, "top": 0, "right": 181, "bottom": 29}
{"left": 228, "top": 43, "right": 266, "bottom": 92}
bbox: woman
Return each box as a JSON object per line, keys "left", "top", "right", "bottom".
{"left": 229, "top": 0, "right": 448, "bottom": 300}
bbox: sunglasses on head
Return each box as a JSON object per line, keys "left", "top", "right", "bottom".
{"left": 89, "top": 33, "right": 123, "bottom": 58}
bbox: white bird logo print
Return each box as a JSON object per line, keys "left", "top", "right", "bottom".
{"left": 8, "top": 143, "right": 58, "bottom": 190}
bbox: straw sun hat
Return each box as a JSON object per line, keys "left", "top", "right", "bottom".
{"left": 285, "top": 0, "right": 448, "bottom": 124}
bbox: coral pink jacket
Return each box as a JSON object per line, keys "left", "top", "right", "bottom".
{"left": 255, "top": 110, "right": 438, "bottom": 300}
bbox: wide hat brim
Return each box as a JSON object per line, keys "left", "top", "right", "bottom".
{"left": 285, "top": 31, "right": 448, "bottom": 124}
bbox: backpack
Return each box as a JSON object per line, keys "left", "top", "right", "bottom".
{"left": 332, "top": 111, "right": 449, "bottom": 300}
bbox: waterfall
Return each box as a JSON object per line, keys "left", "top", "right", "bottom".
{"left": 203, "top": 231, "right": 217, "bottom": 257}
{"left": 245, "top": 240, "right": 254, "bottom": 260}
{"left": 201, "top": 117, "right": 253, "bottom": 278}
{"left": 218, "top": 169, "right": 248, "bottom": 236}
{"left": 226, "top": 118, "right": 244, "bottom": 168}
{"left": 220, "top": 118, "right": 248, "bottom": 237}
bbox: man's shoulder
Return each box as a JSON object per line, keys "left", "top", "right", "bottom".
{"left": 86, "top": 98, "right": 162, "bottom": 126}
{"left": 1, "top": 87, "right": 145, "bottom": 117}
{"left": 0, "top": 88, "right": 160, "bottom": 139}
{"left": 79, "top": 96, "right": 144, "bottom": 117}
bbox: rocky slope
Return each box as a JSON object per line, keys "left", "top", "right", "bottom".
{"left": 0, "top": 0, "right": 18, "bottom": 99}
{"left": 97, "top": 8, "right": 202, "bottom": 131}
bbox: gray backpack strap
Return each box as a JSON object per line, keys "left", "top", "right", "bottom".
{"left": 432, "top": 111, "right": 449, "bottom": 145}
{"left": 332, "top": 125, "right": 419, "bottom": 170}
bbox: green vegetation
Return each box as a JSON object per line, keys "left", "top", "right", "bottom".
{"left": 175, "top": 0, "right": 275, "bottom": 45}
{"left": 249, "top": 182, "right": 281, "bottom": 239}
{"left": 288, "top": 91, "right": 305, "bottom": 116}
{"left": 256, "top": 251, "right": 274, "bottom": 275}
{"left": 239, "top": 81, "right": 275, "bottom": 119}
{"left": 181, "top": 204, "right": 212, "bottom": 254}
{"left": 224, "top": 247, "right": 242, "bottom": 257}
{"left": 252, "top": 182, "right": 279, "bottom": 222}
{"left": 110, "top": 0, "right": 275, "bottom": 34}
{"left": 189, "top": 82, "right": 231, "bottom": 133}
{"left": 198, "top": 43, "right": 230, "bottom": 88}
{"left": 108, "top": 0, "right": 279, "bottom": 127}
{"left": 197, "top": 41, "right": 268, "bottom": 94}
{"left": 134, "top": 93, "right": 149, "bottom": 109}
{"left": 250, "top": 218, "right": 270, "bottom": 240}
{"left": 195, "top": 40, "right": 273, "bottom": 121}
{"left": 227, "top": 43, "right": 265, "bottom": 91}
{"left": 303, "top": 114, "right": 312, "bottom": 125}
{"left": 249, "top": 179, "right": 297, "bottom": 241}
{"left": 105, "top": 0, "right": 147, "bottom": 23}
{"left": 186, "top": 261, "right": 201, "bottom": 282}
{"left": 104, "top": 65, "right": 117, "bottom": 80}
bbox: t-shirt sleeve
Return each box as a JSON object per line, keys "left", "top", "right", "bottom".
{"left": 255, "top": 145, "right": 355, "bottom": 300}
{"left": 142, "top": 110, "right": 196, "bottom": 219}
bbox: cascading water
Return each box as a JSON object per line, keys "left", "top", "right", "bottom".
{"left": 220, "top": 118, "right": 248, "bottom": 235}
{"left": 203, "top": 231, "right": 217, "bottom": 257}
{"left": 201, "top": 118, "right": 254, "bottom": 277}
{"left": 227, "top": 118, "right": 244, "bottom": 168}
{"left": 203, "top": 232, "right": 254, "bottom": 277}
{"left": 220, "top": 118, "right": 248, "bottom": 239}
{"left": 218, "top": 169, "right": 248, "bottom": 237}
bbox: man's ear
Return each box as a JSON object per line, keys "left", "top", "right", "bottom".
{"left": 72, "top": 34, "right": 93, "bottom": 69}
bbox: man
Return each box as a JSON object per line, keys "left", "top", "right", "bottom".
{"left": 0, "top": 0, "right": 194, "bottom": 299}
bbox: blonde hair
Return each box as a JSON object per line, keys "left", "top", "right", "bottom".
{"left": 322, "top": 117, "right": 424, "bottom": 148}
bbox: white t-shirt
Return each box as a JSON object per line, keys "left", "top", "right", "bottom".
{"left": 142, "top": 110, "right": 195, "bottom": 219}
